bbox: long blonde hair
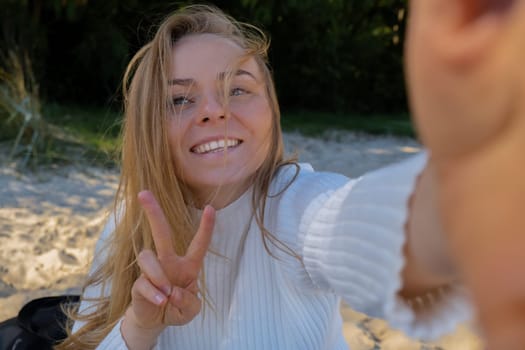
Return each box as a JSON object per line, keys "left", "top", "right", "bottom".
{"left": 57, "top": 5, "right": 296, "bottom": 349}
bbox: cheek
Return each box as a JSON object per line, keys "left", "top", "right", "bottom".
{"left": 231, "top": 95, "right": 273, "bottom": 131}
{"left": 258, "top": 103, "right": 274, "bottom": 145}
{"left": 251, "top": 101, "right": 274, "bottom": 159}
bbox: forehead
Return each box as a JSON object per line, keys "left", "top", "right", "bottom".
{"left": 171, "top": 33, "right": 260, "bottom": 78}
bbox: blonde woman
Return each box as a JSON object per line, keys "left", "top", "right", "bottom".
{"left": 56, "top": 4, "right": 479, "bottom": 350}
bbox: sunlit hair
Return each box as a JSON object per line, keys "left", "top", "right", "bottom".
{"left": 57, "top": 4, "right": 298, "bottom": 349}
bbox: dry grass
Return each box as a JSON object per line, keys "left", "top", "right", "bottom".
{"left": 0, "top": 49, "right": 48, "bottom": 167}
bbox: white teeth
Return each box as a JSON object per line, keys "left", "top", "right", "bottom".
{"left": 193, "top": 139, "right": 240, "bottom": 154}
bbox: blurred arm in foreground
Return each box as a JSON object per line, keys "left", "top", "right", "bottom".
{"left": 405, "top": 0, "right": 525, "bottom": 348}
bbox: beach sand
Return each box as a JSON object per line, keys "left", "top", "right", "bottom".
{"left": 0, "top": 131, "right": 482, "bottom": 349}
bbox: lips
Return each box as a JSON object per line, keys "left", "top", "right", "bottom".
{"left": 191, "top": 138, "right": 242, "bottom": 154}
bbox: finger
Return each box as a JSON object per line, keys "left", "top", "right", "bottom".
{"left": 185, "top": 280, "right": 199, "bottom": 295}
{"left": 138, "top": 190, "right": 177, "bottom": 259}
{"left": 137, "top": 249, "right": 172, "bottom": 296}
{"left": 169, "top": 286, "right": 202, "bottom": 318}
{"left": 132, "top": 274, "right": 168, "bottom": 306}
{"left": 186, "top": 205, "right": 215, "bottom": 264}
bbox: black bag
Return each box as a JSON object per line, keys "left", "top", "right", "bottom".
{"left": 0, "top": 295, "right": 80, "bottom": 350}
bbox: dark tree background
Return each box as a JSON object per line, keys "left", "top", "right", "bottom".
{"left": 0, "top": 0, "right": 408, "bottom": 114}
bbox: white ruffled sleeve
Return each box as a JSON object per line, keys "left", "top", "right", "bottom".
{"left": 281, "top": 153, "right": 473, "bottom": 341}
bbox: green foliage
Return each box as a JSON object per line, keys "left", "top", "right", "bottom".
{"left": 0, "top": 54, "right": 84, "bottom": 169}
{"left": 0, "top": 49, "right": 49, "bottom": 166}
{"left": 1, "top": 0, "right": 410, "bottom": 134}
{"left": 224, "top": 0, "right": 408, "bottom": 113}
{"left": 43, "top": 103, "right": 121, "bottom": 151}
{"left": 281, "top": 110, "right": 414, "bottom": 137}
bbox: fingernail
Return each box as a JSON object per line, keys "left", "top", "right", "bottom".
{"left": 154, "top": 294, "right": 166, "bottom": 305}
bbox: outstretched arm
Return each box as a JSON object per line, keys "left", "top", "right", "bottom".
{"left": 405, "top": 0, "right": 525, "bottom": 348}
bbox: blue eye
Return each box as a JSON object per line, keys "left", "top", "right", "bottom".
{"left": 172, "top": 96, "right": 192, "bottom": 105}
{"left": 230, "top": 87, "right": 247, "bottom": 96}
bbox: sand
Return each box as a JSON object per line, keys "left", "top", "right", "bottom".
{"left": 0, "top": 131, "right": 482, "bottom": 349}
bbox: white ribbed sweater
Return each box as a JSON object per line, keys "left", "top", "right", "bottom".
{"left": 78, "top": 153, "right": 472, "bottom": 349}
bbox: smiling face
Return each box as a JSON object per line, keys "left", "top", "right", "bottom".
{"left": 168, "top": 33, "right": 273, "bottom": 208}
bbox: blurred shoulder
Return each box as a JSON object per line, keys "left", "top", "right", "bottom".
{"left": 269, "top": 162, "right": 351, "bottom": 218}
{"left": 272, "top": 162, "right": 350, "bottom": 197}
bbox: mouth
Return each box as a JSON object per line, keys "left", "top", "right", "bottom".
{"left": 190, "top": 138, "right": 243, "bottom": 154}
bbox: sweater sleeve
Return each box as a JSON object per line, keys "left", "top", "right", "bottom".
{"left": 282, "top": 153, "right": 473, "bottom": 341}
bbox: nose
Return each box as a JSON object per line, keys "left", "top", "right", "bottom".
{"left": 199, "top": 92, "right": 226, "bottom": 124}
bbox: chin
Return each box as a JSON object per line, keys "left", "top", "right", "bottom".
{"left": 206, "top": 175, "right": 249, "bottom": 188}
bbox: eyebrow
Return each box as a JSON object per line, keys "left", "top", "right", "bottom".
{"left": 168, "top": 69, "right": 258, "bottom": 86}
{"left": 219, "top": 69, "right": 258, "bottom": 82}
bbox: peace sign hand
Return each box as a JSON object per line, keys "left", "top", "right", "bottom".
{"left": 126, "top": 190, "right": 215, "bottom": 334}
